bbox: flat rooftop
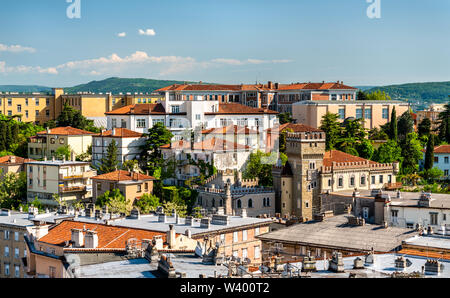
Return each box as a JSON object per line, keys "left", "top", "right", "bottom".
{"left": 257, "top": 214, "right": 418, "bottom": 252}
{"left": 403, "top": 235, "right": 450, "bottom": 250}
{"left": 0, "top": 211, "right": 74, "bottom": 228}
{"left": 335, "top": 190, "right": 450, "bottom": 209}
{"left": 25, "top": 160, "right": 91, "bottom": 166}
{"left": 74, "top": 214, "right": 273, "bottom": 236}
{"left": 288, "top": 253, "right": 450, "bottom": 278}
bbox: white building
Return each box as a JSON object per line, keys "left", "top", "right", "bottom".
{"left": 105, "top": 102, "right": 279, "bottom": 145}
{"left": 420, "top": 145, "right": 450, "bottom": 179}
{"left": 92, "top": 128, "right": 145, "bottom": 168}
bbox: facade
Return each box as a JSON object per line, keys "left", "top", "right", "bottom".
{"left": 273, "top": 130, "right": 399, "bottom": 220}
{"left": 276, "top": 81, "right": 358, "bottom": 114}
{"left": 419, "top": 145, "right": 450, "bottom": 179}
{"left": 416, "top": 104, "right": 446, "bottom": 131}
{"left": 105, "top": 102, "right": 279, "bottom": 143}
{"left": 0, "top": 156, "right": 33, "bottom": 177}
{"left": 91, "top": 170, "right": 155, "bottom": 206}
{"left": 25, "top": 160, "right": 96, "bottom": 206}
{"left": 194, "top": 170, "right": 276, "bottom": 217}
{"left": 201, "top": 125, "right": 262, "bottom": 152}
{"left": 160, "top": 138, "right": 251, "bottom": 185}
{"left": 28, "top": 126, "right": 95, "bottom": 160}
{"left": 92, "top": 128, "right": 145, "bottom": 168}
{"left": 292, "top": 100, "right": 411, "bottom": 130}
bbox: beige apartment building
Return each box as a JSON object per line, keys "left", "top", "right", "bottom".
{"left": 0, "top": 88, "right": 164, "bottom": 126}
{"left": 28, "top": 126, "right": 95, "bottom": 160}
{"left": 0, "top": 156, "right": 33, "bottom": 177}
{"left": 91, "top": 170, "right": 155, "bottom": 207}
{"left": 25, "top": 160, "right": 97, "bottom": 206}
{"left": 292, "top": 100, "right": 411, "bottom": 130}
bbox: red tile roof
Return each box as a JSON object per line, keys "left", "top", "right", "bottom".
{"left": 37, "top": 126, "right": 96, "bottom": 136}
{"left": 277, "top": 82, "right": 357, "bottom": 91}
{"left": 95, "top": 128, "right": 143, "bottom": 138}
{"left": 434, "top": 145, "right": 450, "bottom": 154}
{"left": 0, "top": 155, "right": 34, "bottom": 165}
{"left": 105, "top": 103, "right": 166, "bottom": 115}
{"left": 201, "top": 125, "right": 259, "bottom": 135}
{"left": 323, "top": 150, "right": 379, "bottom": 167}
{"left": 206, "top": 103, "right": 278, "bottom": 115}
{"left": 92, "top": 170, "right": 155, "bottom": 182}
{"left": 160, "top": 137, "right": 250, "bottom": 151}
{"left": 38, "top": 221, "right": 167, "bottom": 249}
{"left": 156, "top": 83, "right": 277, "bottom": 92}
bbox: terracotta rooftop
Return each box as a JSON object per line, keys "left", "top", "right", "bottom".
{"left": 201, "top": 125, "right": 259, "bottom": 135}
{"left": 0, "top": 155, "right": 34, "bottom": 165}
{"left": 37, "top": 126, "right": 96, "bottom": 136}
{"left": 160, "top": 137, "right": 250, "bottom": 151}
{"left": 38, "top": 220, "right": 167, "bottom": 249}
{"left": 95, "top": 128, "right": 143, "bottom": 138}
{"left": 434, "top": 145, "right": 450, "bottom": 154}
{"left": 277, "top": 82, "right": 357, "bottom": 91}
{"left": 323, "top": 150, "right": 379, "bottom": 167}
{"left": 267, "top": 123, "right": 324, "bottom": 134}
{"left": 91, "top": 170, "right": 155, "bottom": 182}
{"left": 156, "top": 83, "right": 277, "bottom": 92}
{"left": 105, "top": 103, "right": 166, "bottom": 115}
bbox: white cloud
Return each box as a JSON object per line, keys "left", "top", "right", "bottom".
{"left": 0, "top": 51, "right": 292, "bottom": 77}
{"left": 0, "top": 43, "right": 36, "bottom": 53}
{"left": 138, "top": 29, "right": 156, "bottom": 36}
{"left": 117, "top": 32, "right": 126, "bottom": 38}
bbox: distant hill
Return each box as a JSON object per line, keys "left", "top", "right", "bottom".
{"left": 0, "top": 85, "right": 52, "bottom": 93}
{"left": 367, "top": 81, "right": 450, "bottom": 110}
{"left": 355, "top": 86, "right": 378, "bottom": 91}
{"left": 64, "top": 77, "right": 202, "bottom": 94}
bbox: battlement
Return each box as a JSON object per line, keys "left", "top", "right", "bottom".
{"left": 286, "top": 131, "right": 325, "bottom": 141}
{"left": 322, "top": 161, "right": 395, "bottom": 173}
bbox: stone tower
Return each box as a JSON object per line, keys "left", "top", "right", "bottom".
{"left": 284, "top": 130, "right": 326, "bottom": 221}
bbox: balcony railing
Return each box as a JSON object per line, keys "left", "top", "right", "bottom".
{"left": 59, "top": 172, "right": 95, "bottom": 180}
{"left": 59, "top": 186, "right": 87, "bottom": 193}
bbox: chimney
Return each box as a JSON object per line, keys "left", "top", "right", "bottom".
{"left": 10, "top": 156, "right": 16, "bottom": 164}
{"left": 268, "top": 81, "right": 273, "bottom": 89}
{"left": 275, "top": 83, "right": 279, "bottom": 89}
{"left": 85, "top": 230, "right": 98, "bottom": 249}
{"left": 167, "top": 225, "right": 176, "bottom": 249}
{"left": 71, "top": 229, "right": 84, "bottom": 248}
{"left": 200, "top": 218, "right": 211, "bottom": 229}
{"left": 185, "top": 229, "right": 192, "bottom": 238}
{"left": 44, "top": 156, "right": 47, "bottom": 162}
{"left": 241, "top": 208, "right": 247, "bottom": 218}
{"left": 158, "top": 213, "right": 167, "bottom": 223}
{"left": 46, "top": 127, "right": 51, "bottom": 134}
{"left": 112, "top": 128, "right": 116, "bottom": 136}
{"left": 185, "top": 216, "right": 193, "bottom": 226}
{"left": 130, "top": 208, "right": 141, "bottom": 219}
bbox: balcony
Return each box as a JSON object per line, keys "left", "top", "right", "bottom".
{"left": 59, "top": 185, "right": 87, "bottom": 193}
{"left": 59, "top": 172, "right": 96, "bottom": 180}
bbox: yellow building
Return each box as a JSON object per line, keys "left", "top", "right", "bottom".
{"left": 28, "top": 127, "right": 95, "bottom": 160}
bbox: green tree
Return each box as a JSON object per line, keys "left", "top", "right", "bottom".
{"left": 397, "top": 111, "right": 414, "bottom": 142}
{"left": 135, "top": 193, "right": 160, "bottom": 214}
{"left": 388, "top": 107, "right": 398, "bottom": 141}
{"left": 76, "top": 144, "right": 92, "bottom": 162}
{"left": 401, "top": 133, "right": 423, "bottom": 175}
{"left": 96, "top": 189, "right": 129, "bottom": 214}
{"left": 98, "top": 140, "right": 119, "bottom": 174}
{"left": 366, "top": 90, "right": 391, "bottom": 101}
{"left": 277, "top": 113, "right": 293, "bottom": 125}
{"left": 421, "top": 167, "right": 444, "bottom": 183}
{"left": 424, "top": 135, "right": 435, "bottom": 171}
{"left": 56, "top": 103, "right": 100, "bottom": 133}
{"left": 320, "top": 112, "right": 342, "bottom": 151}
{"left": 122, "top": 160, "right": 139, "bottom": 172}
{"left": 437, "top": 100, "right": 450, "bottom": 144}
{"left": 140, "top": 122, "right": 174, "bottom": 176}
{"left": 357, "top": 90, "right": 368, "bottom": 101}
{"left": 55, "top": 145, "right": 72, "bottom": 160}
{"left": 356, "top": 139, "right": 375, "bottom": 160}
{"left": 418, "top": 118, "right": 432, "bottom": 138}
{"left": 162, "top": 201, "right": 187, "bottom": 217}
{"left": 243, "top": 151, "right": 283, "bottom": 187}
{"left": 368, "top": 127, "right": 389, "bottom": 140}
{"left": 0, "top": 172, "right": 27, "bottom": 210}
{"left": 373, "top": 140, "right": 403, "bottom": 164}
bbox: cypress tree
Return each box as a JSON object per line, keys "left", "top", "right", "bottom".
{"left": 0, "top": 122, "right": 6, "bottom": 152}
{"left": 99, "top": 140, "right": 119, "bottom": 174}
{"left": 389, "top": 107, "right": 398, "bottom": 141}
{"left": 424, "top": 135, "right": 435, "bottom": 170}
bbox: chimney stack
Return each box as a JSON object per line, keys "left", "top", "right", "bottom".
{"left": 10, "top": 156, "right": 16, "bottom": 164}
{"left": 71, "top": 229, "right": 84, "bottom": 248}
{"left": 167, "top": 225, "right": 176, "bottom": 249}
{"left": 85, "top": 230, "right": 98, "bottom": 249}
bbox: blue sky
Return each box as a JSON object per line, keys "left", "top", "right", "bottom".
{"left": 0, "top": 0, "right": 449, "bottom": 87}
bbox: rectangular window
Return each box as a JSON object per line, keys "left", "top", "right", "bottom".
{"left": 254, "top": 246, "right": 261, "bottom": 259}
{"left": 5, "top": 264, "right": 9, "bottom": 276}
{"left": 112, "top": 119, "right": 117, "bottom": 128}
{"left": 430, "top": 213, "right": 438, "bottom": 226}
{"left": 136, "top": 119, "right": 146, "bottom": 128}
{"left": 338, "top": 108, "right": 345, "bottom": 120}
{"left": 46, "top": 98, "right": 50, "bottom": 106}
{"left": 14, "top": 232, "right": 19, "bottom": 241}
{"left": 220, "top": 234, "right": 225, "bottom": 244}
{"left": 25, "top": 110, "right": 29, "bottom": 118}
{"left": 15, "top": 248, "right": 19, "bottom": 258}
{"left": 379, "top": 175, "right": 384, "bottom": 184}
{"left": 8, "top": 99, "right": 12, "bottom": 106}
{"left": 434, "top": 157, "right": 439, "bottom": 163}
{"left": 365, "top": 109, "right": 372, "bottom": 119}
{"left": 171, "top": 106, "right": 180, "bottom": 114}
{"left": 121, "top": 119, "right": 127, "bottom": 128}
{"left": 8, "top": 110, "right": 12, "bottom": 116}
{"left": 255, "top": 227, "right": 260, "bottom": 236}
{"left": 242, "top": 248, "right": 248, "bottom": 259}
{"left": 137, "top": 185, "right": 142, "bottom": 193}
{"left": 371, "top": 176, "right": 376, "bottom": 184}
{"left": 391, "top": 210, "right": 399, "bottom": 223}
{"left": 46, "top": 110, "right": 50, "bottom": 117}
{"left": 17, "top": 104, "right": 22, "bottom": 113}
{"left": 195, "top": 114, "right": 201, "bottom": 121}
{"left": 233, "top": 231, "right": 238, "bottom": 243}
{"left": 242, "top": 230, "right": 248, "bottom": 241}
{"left": 4, "top": 246, "right": 9, "bottom": 257}
{"left": 444, "top": 157, "right": 449, "bottom": 164}
{"left": 36, "top": 98, "right": 40, "bottom": 105}
{"left": 382, "top": 108, "right": 389, "bottom": 119}
{"left": 4, "top": 230, "right": 10, "bottom": 240}
{"left": 356, "top": 108, "right": 363, "bottom": 119}
{"left": 35, "top": 110, "right": 39, "bottom": 117}
{"left": 15, "top": 265, "right": 20, "bottom": 278}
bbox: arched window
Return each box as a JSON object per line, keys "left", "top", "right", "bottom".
{"left": 212, "top": 199, "right": 215, "bottom": 208}
{"left": 338, "top": 176, "right": 344, "bottom": 188}
{"left": 266, "top": 198, "right": 270, "bottom": 207}
{"left": 220, "top": 199, "right": 223, "bottom": 207}
{"left": 237, "top": 200, "right": 242, "bottom": 209}
{"left": 350, "top": 175, "right": 355, "bottom": 187}
{"left": 361, "top": 175, "right": 366, "bottom": 186}
{"left": 248, "top": 199, "right": 253, "bottom": 209}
